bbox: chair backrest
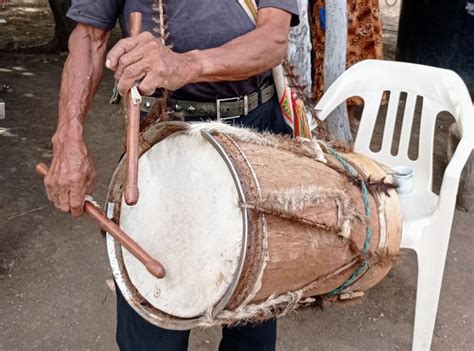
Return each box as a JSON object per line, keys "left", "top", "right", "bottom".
{"left": 316, "top": 60, "right": 473, "bottom": 194}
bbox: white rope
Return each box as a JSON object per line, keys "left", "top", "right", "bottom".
{"left": 84, "top": 195, "right": 100, "bottom": 208}
{"left": 131, "top": 85, "right": 142, "bottom": 105}
{"left": 198, "top": 290, "right": 304, "bottom": 327}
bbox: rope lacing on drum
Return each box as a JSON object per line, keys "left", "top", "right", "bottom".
{"left": 240, "top": 201, "right": 341, "bottom": 235}
{"left": 325, "top": 147, "right": 372, "bottom": 297}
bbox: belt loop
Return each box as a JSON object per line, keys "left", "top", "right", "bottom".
{"left": 216, "top": 99, "right": 222, "bottom": 121}
{"left": 243, "top": 95, "right": 249, "bottom": 115}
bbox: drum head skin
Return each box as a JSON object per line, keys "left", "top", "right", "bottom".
{"left": 120, "top": 133, "right": 244, "bottom": 318}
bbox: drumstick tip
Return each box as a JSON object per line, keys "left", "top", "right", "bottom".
{"left": 124, "top": 185, "right": 139, "bottom": 205}
{"left": 146, "top": 260, "right": 166, "bottom": 279}
{"left": 35, "top": 163, "right": 49, "bottom": 177}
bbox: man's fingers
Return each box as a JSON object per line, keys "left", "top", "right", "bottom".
{"left": 138, "top": 73, "right": 159, "bottom": 96}
{"left": 117, "top": 63, "right": 147, "bottom": 96}
{"left": 106, "top": 37, "right": 140, "bottom": 70}
{"left": 86, "top": 172, "right": 96, "bottom": 195}
{"left": 55, "top": 186, "right": 71, "bottom": 213}
{"left": 70, "top": 206, "right": 84, "bottom": 219}
{"left": 69, "top": 188, "right": 85, "bottom": 218}
{"left": 114, "top": 50, "right": 145, "bottom": 81}
{"left": 44, "top": 176, "right": 55, "bottom": 202}
{"left": 44, "top": 176, "right": 89, "bottom": 217}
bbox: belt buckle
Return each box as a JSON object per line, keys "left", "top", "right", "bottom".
{"left": 216, "top": 95, "right": 248, "bottom": 121}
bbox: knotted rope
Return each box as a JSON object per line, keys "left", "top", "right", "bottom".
{"left": 326, "top": 147, "right": 373, "bottom": 296}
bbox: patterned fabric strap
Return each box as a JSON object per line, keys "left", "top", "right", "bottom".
{"left": 237, "top": 0, "right": 312, "bottom": 139}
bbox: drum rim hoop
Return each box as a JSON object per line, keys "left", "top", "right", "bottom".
{"left": 106, "top": 122, "right": 252, "bottom": 327}
{"left": 200, "top": 130, "right": 250, "bottom": 316}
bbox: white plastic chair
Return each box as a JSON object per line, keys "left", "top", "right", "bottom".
{"left": 315, "top": 60, "right": 474, "bottom": 351}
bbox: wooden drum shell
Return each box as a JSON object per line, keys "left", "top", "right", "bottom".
{"left": 105, "top": 122, "right": 402, "bottom": 330}
{"left": 215, "top": 134, "right": 401, "bottom": 306}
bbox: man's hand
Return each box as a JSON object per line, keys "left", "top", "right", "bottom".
{"left": 44, "top": 127, "right": 96, "bottom": 218}
{"left": 106, "top": 8, "right": 291, "bottom": 92}
{"left": 43, "top": 24, "right": 109, "bottom": 217}
{"left": 106, "top": 32, "right": 201, "bottom": 96}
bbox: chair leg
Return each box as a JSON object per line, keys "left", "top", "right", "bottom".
{"left": 411, "top": 242, "right": 449, "bottom": 351}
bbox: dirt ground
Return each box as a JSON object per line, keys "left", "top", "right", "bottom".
{"left": 0, "top": 1, "right": 472, "bottom": 351}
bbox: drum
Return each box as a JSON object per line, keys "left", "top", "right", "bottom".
{"left": 105, "top": 121, "right": 402, "bottom": 330}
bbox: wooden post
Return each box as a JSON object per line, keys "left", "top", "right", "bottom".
{"left": 324, "top": 0, "right": 353, "bottom": 143}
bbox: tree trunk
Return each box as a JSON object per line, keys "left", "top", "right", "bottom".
{"left": 287, "top": 0, "right": 313, "bottom": 99}
{"left": 323, "top": 0, "right": 352, "bottom": 143}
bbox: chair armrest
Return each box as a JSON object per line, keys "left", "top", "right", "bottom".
{"left": 436, "top": 139, "right": 473, "bottom": 214}
{"left": 314, "top": 95, "right": 347, "bottom": 121}
{"left": 314, "top": 84, "right": 357, "bottom": 121}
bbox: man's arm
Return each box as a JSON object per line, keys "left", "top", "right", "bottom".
{"left": 106, "top": 8, "right": 291, "bottom": 96}
{"left": 44, "top": 24, "right": 111, "bottom": 217}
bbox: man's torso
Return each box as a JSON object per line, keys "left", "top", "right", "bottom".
{"left": 68, "top": 0, "right": 273, "bottom": 101}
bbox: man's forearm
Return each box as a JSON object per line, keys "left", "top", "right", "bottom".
{"left": 185, "top": 8, "right": 292, "bottom": 83}
{"left": 55, "top": 24, "right": 110, "bottom": 139}
{"left": 45, "top": 24, "right": 110, "bottom": 217}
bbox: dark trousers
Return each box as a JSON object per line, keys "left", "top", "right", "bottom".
{"left": 116, "top": 95, "right": 291, "bottom": 351}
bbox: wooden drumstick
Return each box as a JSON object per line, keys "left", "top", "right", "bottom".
{"left": 125, "top": 12, "right": 143, "bottom": 205}
{"left": 36, "top": 163, "right": 166, "bottom": 279}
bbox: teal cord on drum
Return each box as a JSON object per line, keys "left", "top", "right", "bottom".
{"left": 326, "top": 147, "right": 372, "bottom": 297}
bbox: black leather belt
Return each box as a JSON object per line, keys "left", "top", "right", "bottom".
{"left": 140, "top": 84, "right": 275, "bottom": 120}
